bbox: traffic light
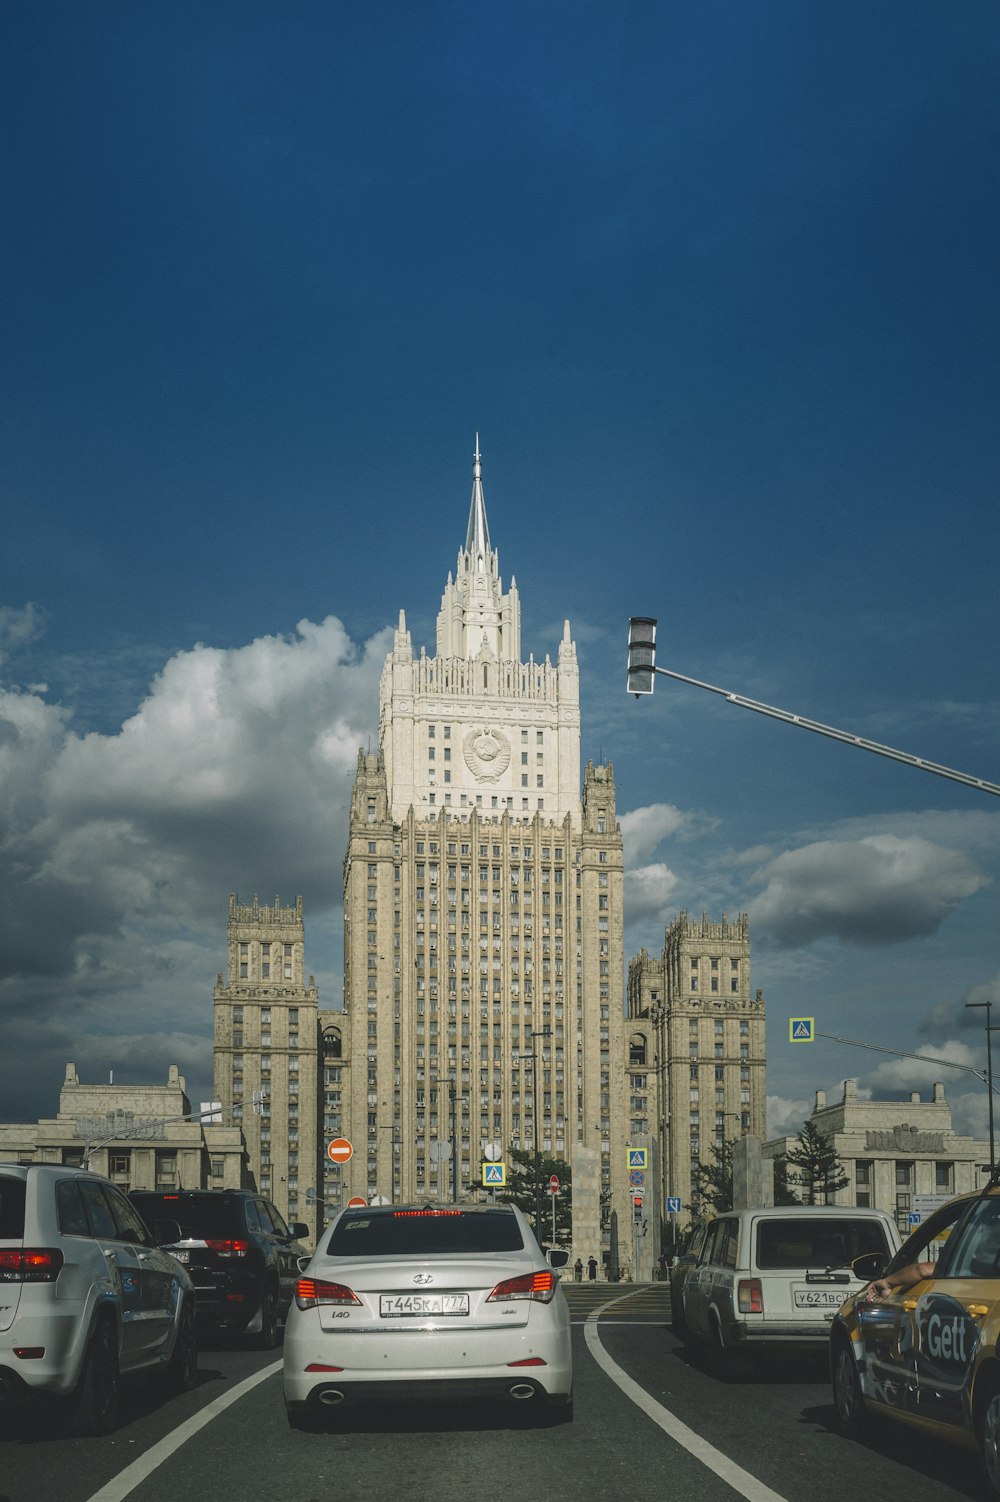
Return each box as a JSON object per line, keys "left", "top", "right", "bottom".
{"left": 626, "top": 618, "right": 657, "bottom": 696}
{"left": 633, "top": 1195, "right": 643, "bottom": 1220}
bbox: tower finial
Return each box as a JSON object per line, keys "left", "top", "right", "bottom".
{"left": 465, "top": 435, "right": 491, "bottom": 560}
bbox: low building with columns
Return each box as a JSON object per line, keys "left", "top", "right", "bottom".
{"left": 0, "top": 1063, "right": 248, "bottom": 1192}
{"left": 763, "top": 1079, "right": 990, "bottom": 1233}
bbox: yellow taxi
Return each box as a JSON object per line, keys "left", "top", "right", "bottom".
{"left": 830, "top": 1187, "right": 1000, "bottom": 1494}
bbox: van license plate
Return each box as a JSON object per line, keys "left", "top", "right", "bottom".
{"left": 793, "top": 1288, "right": 844, "bottom": 1307}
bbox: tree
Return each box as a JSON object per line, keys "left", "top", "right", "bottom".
{"left": 772, "top": 1155, "right": 800, "bottom": 1206}
{"left": 492, "top": 1148, "right": 573, "bottom": 1245}
{"left": 784, "top": 1121, "right": 849, "bottom": 1205}
{"left": 690, "top": 1138, "right": 735, "bottom": 1218}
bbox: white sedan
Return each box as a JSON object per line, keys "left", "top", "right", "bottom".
{"left": 282, "top": 1202, "right": 572, "bottom": 1428}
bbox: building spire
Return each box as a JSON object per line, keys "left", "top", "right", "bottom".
{"left": 464, "top": 433, "right": 491, "bottom": 562}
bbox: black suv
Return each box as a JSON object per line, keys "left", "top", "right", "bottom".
{"left": 129, "top": 1190, "right": 309, "bottom": 1348}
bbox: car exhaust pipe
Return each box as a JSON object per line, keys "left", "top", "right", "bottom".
{"left": 317, "top": 1388, "right": 345, "bottom": 1406}
{"left": 508, "top": 1383, "right": 537, "bottom": 1401}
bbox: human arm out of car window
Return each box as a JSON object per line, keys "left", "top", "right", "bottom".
{"left": 867, "top": 1260, "right": 936, "bottom": 1300}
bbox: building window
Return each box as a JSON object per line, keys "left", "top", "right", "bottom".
{"left": 935, "top": 1161, "right": 954, "bottom": 1193}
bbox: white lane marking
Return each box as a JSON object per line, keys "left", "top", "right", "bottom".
{"left": 84, "top": 1360, "right": 282, "bottom": 1502}
{"left": 584, "top": 1300, "right": 790, "bottom": 1502}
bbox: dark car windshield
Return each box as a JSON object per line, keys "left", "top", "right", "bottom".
{"left": 756, "top": 1217, "right": 889, "bottom": 1270}
{"left": 326, "top": 1207, "right": 525, "bottom": 1257}
{"left": 130, "top": 1192, "right": 242, "bottom": 1239}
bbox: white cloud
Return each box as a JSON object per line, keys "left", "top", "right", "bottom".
{"left": 619, "top": 803, "right": 689, "bottom": 864}
{"left": 0, "top": 615, "right": 388, "bottom": 1120}
{"left": 865, "top": 1039, "right": 980, "bottom": 1094}
{"left": 624, "top": 862, "right": 680, "bottom": 926}
{"left": 766, "top": 1095, "right": 810, "bottom": 1138}
{"left": 749, "top": 834, "right": 988, "bottom": 948}
{"left": 0, "top": 603, "right": 45, "bottom": 668}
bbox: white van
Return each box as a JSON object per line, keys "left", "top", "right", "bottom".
{"left": 675, "top": 1205, "right": 900, "bottom": 1367}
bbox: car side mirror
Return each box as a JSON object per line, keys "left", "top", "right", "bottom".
{"left": 852, "top": 1252, "right": 885, "bottom": 1281}
{"left": 154, "top": 1219, "right": 182, "bottom": 1245}
{"left": 288, "top": 1222, "right": 310, "bottom": 1240}
{"left": 546, "top": 1249, "right": 570, "bottom": 1268}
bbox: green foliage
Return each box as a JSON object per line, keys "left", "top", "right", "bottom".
{"left": 785, "top": 1120, "right": 849, "bottom": 1205}
{"left": 490, "top": 1147, "right": 573, "bottom": 1245}
{"left": 772, "top": 1154, "right": 800, "bottom": 1205}
{"left": 690, "top": 1138, "right": 735, "bottom": 1217}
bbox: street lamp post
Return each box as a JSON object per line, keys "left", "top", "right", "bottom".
{"left": 966, "top": 1000, "right": 997, "bottom": 1174}
{"left": 515, "top": 1027, "right": 551, "bottom": 1241}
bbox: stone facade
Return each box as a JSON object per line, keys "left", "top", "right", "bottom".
{"left": 0, "top": 1063, "right": 246, "bottom": 1191}
{"left": 627, "top": 912, "right": 766, "bottom": 1237}
{"left": 763, "top": 1079, "right": 990, "bottom": 1233}
{"left": 212, "top": 894, "right": 322, "bottom": 1236}
{"left": 337, "top": 444, "right": 628, "bottom": 1258}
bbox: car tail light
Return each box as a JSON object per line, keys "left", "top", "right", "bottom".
{"left": 507, "top": 1356, "right": 547, "bottom": 1366}
{"left": 305, "top": 1363, "right": 345, "bottom": 1372}
{"left": 487, "top": 1270, "right": 556, "bottom": 1304}
{"left": 295, "top": 1277, "right": 362, "bottom": 1310}
{"left": 204, "top": 1239, "right": 250, "bottom": 1257}
{"left": 392, "top": 1209, "right": 462, "bottom": 1218}
{"left": 0, "top": 1249, "right": 64, "bottom": 1283}
{"left": 738, "top": 1278, "right": 763, "bottom": 1313}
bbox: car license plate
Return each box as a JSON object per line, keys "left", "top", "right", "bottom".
{"left": 171, "top": 1250, "right": 190, "bottom": 1264}
{"left": 793, "top": 1288, "right": 844, "bottom": 1307}
{"left": 379, "top": 1293, "right": 469, "bottom": 1318}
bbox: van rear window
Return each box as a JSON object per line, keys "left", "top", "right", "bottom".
{"left": 756, "top": 1218, "right": 888, "bottom": 1270}
{"left": 326, "top": 1208, "right": 524, "bottom": 1257}
{"left": 0, "top": 1176, "right": 26, "bottom": 1238}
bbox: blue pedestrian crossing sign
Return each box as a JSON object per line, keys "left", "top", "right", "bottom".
{"left": 789, "top": 1017, "right": 815, "bottom": 1042}
{"left": 666, "top": 1197, "right": 682, "bottom": 1214}
{"left": 628, "top": 1149, "right": 648, "bottom": 1169}
{"left": 482, "top": 1162, "right": 506, "bottom": 1187}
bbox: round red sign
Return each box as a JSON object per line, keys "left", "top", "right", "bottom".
{"left": 548, "top": 1174, "right": 560, "bottom": 1193}
{"left": 327, "top": 1137, "right": 353, "bottom": 1164}
{"left": 346, "top": 1196, "right": 367, "bottom": 1208}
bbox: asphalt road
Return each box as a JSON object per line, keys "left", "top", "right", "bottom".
{"left": 0, "top": 1287, "right": 987, "bottom": 1502}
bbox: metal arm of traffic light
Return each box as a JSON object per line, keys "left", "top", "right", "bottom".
{"left": 626, "top": 617, "right": 1000, "bottom": 798}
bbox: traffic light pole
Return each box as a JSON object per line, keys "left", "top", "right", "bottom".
{"left": 626, "top": 618, "right": 1000, "bottom": 798}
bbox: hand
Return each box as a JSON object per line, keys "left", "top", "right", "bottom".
{"left": 866, "top": 1278, "right": 894, "bottom": 1301}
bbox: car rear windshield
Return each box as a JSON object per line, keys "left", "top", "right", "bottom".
{"left": 0, "top": 1176, "right": 26, "bottom": 1238}
{"left": 130, "top": 1193, "right": 241, "bottom": 1239}
{"left": 756, "top": 1217, "right": 889, "bottom": 1270}
{"left": 326, "top": 1208, "right": 525, "bottom": 1257}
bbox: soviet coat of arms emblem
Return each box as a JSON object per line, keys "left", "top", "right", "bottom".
{"left": 463, "top": 726, "right": 511, "bottom": 783}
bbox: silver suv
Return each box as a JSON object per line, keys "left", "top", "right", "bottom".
{"left": 0, "top": 1162, "right": 197, "bottom": 1434}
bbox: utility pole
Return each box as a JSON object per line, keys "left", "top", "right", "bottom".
{"left": 966, "top": 999, "right": 996, "bottom": 1174}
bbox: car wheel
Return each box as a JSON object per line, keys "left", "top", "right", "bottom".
{"left": 286, "top": 1401, "right": 323, "bottom": 1431}
{"left": 164, "top": 1302, "right": 198, "bottom": 1393}
{"left": 980, "top": 1383, "right": 1000, "bottom": 1495}
{"left": 832, "top": 1340, "right": 867, "bottom": 1438}
{"left": 70, "top": 1319, "right": 120, "bottom": 1437}
{"left": 255, "top": 1286, "right": 280, "bottom": 1349}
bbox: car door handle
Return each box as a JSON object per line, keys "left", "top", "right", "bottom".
{"left": 901, "top": 1299, "right": 918, "bottom": 1311}
{"left": 966, "top": 1304, "right": 989, "bottom": 1319}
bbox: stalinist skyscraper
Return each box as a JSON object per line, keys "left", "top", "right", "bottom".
{"left": 340, "top": 442, "right": 628, "bottom": 1258}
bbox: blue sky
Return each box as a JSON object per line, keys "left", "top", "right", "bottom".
{"left": 2, "top": 2, "right": 998, "bottom": 1140}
